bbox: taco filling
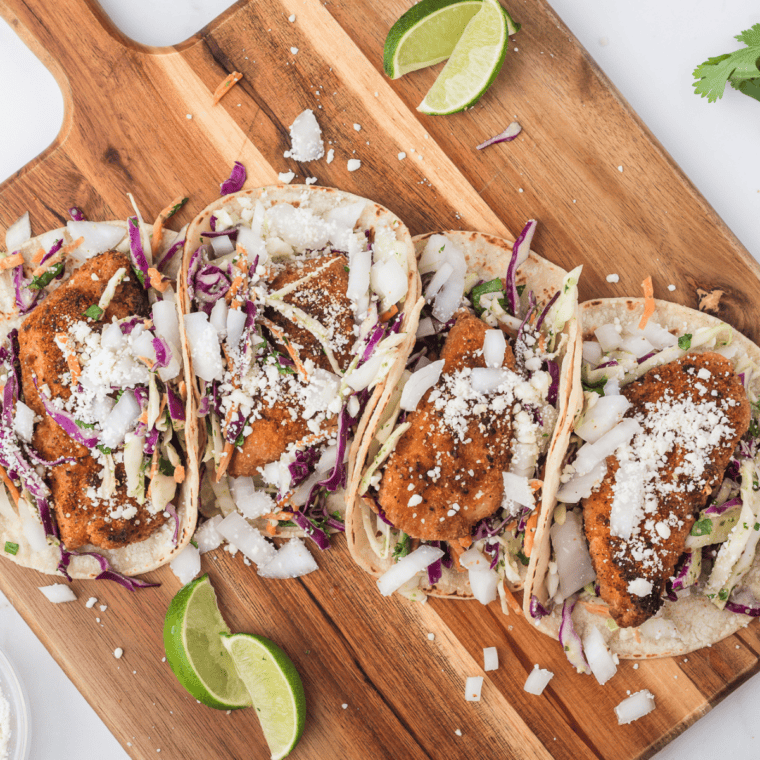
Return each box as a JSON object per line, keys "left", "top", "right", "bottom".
{"left": 183, "top": 187, "right": 413, "bottom": 564}
{"left": 0, "top": 204, "right": 192, "bottom": 585}
{"left": 354, "top": 225, "right": 581, "bottom": 604}
{"left": 534, "top": 299, "right": 760, "bottom": 665}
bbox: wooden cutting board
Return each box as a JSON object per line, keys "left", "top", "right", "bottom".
{"left": 2, "top": 1, "right": 760, "bottom": 758}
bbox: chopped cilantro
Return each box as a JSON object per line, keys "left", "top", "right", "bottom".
{"left": 4, "top": 541, "right": 18, "bottom": 555}
{"left": 234, "top": 431, "right": 245, "bottom": 447}
{"left": 693, "top": 24, "right": 760, "bottom": 103}
{"left": 470, "top": 278, "right": 503, "bottom": 313}
{"left": 582, "top": 377, "right": 607, "bottom": 396}
{"left": 516, "top": 284, "right": 526, "bottom": 297}
{"left": 167, "top": 197, "right": 189, "bottom": 218}
{"left": 516, "top": 550, "right": 530, "bottom": 567}
{"left": 718, "top": 588, "right": 730, "bottom": 601}
{"left": 343, "top": 265, "right": 350, "bottom": 272}
{"left": 132, "top": 265, "right": 146, "bottom": 287}
{"left": 75, "top": 419, "right": 96, "bottom": 430}
{"left": 158, "top": 457, "right": 175, "bottom": 476}
{"left": 754, "top": 522, "right": 760, "bottom": 531}
{"left": 678, "top": 333, "right": 692, "bottom": 350}
{"left": 96, "top": 444, "right": 112, "bottom": 455}
{"left": 190, "top": 538, "right": 198, "bottom": 549}
{"left": 84, "top": 304, "right": 104, "bottom": 321}
{"left": 691, "top": 517, "right": 713, "bottom": 537}
{"left": 30, "top": 261, "right": 64, "bottom": 290}
{"left": 392, "top": 532, "right": 411, "bottom": 560}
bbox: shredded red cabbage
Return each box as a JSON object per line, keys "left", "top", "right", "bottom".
{"left": 152, "top": 336, "right": 172, "bottom": 368}
{"left": 39, "top": 238, "right": 63, "bottom": 268}
{"left": 558, "top": 595, "right": 590, "bottom": 674}
{"left": 156, "top": 239, "right": 184, "bottom": 273}
{"left": 288, "top": 447, "right": 321, "bottom": 488}
{"left": 535, "top": 291, "right": 559, "bottom": 331}
{"left": 143, "top": 426, "right": 160, "bottom": 456}
{"left": 13, "top": 265, "right": 44, "bottom": 314}
{"left": 166, "top": 386, "right": 186, "bottom": 427}
{"left": 220, "top": 161, "right": 247, "bottom": 195}
{"left": 33, "top": 376, "right": 99, "bottom": 448}
{"left": 427, "top": 553, "right": 443, "bottom": 585}
{"left": 197, "top": 396, "right": 211, "bottom": 417}
{"left": 476, "top": 121, "right": 522, "bottom": 150}
{"left": 705, "top": 496, "right": 742, "bottom": 515}
{"left": 68, "top": 207, "right": 86, "bottom": 221}
{"left": 128, "top": 217, "right": 151, "bottom": 288}
{"left": 59, "top": 547, "right": 160, "bottom": 589}
{"left": 671, "top": 549, "right": 700, "bottom": 591}
{"left": 209, "top": 215, "right": 217, "bottom": 231}
{"left": 529, "top": 594, "right": 550, "bottom": 620}
{"left": 546, "top": 360, "right": 559, "bottom": 406}
{"left": 290, "top": 510, "right": 330, "bottom": 550}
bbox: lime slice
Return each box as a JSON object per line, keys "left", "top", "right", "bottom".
{"left": 417, "top": 0, "right": 513, "bottom": 115}
{"left": 163, "top": 575, "right": 252, "bottom": 710}
{"left": 384, "top": 0, "right": 484, "bottom": 80}
{"left": 223, "top": 633, "right": 306, "bottom": 760}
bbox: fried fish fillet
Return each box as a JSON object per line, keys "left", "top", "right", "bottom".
{"left": 377, "top": 311, "right": 517, "bottom": 541}
{"left": 229, "top": 254, "right": 354, "bottom": 478}
{"left": 18, "top": 252, "right": 167, "bottom": 550}
{"left": 582, "top": 352, "right": 750, "bottom": 628}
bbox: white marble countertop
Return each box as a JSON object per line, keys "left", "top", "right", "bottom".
{"left": 0, "top": 1, "right": 759, "bottom": 758}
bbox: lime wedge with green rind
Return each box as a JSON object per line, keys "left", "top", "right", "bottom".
{"left": 163, "top": 574, "right": 252, "bottom": 710}
{"left": 418, "top": 0, "right": 513, "bottom": 115}
{"left": 223, "top": 633, "right": 306, "bottom": 760}
{"left": 384, "top": 0, "right": 484, "bottom": 79}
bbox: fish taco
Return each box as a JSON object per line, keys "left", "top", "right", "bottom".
{"left": 178, "top": 185, "right": 418, "bottom": 572}
{"left": 529, "top": 295, "right": 760, "bottom": 664}
{"left": 0, "top": 201, "right": 197, "bottom": 585}
{"left": 346, "top": 224, "right": 582, "bottom": 607}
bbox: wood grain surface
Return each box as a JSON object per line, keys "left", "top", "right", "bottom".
{"left": 1, "top": 0, "right": 760, "bottom": 758}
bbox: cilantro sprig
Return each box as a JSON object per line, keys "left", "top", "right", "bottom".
{"left": 693, "top": 24, "right": 760, "bottom": 103}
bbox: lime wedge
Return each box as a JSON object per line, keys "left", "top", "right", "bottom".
{"left": 384, "top": 0, "right": 484, "bottom": 80}
{"left": 163, "top": 575, "right": 252, "bottom": 710}
{"left": 418, "top": 0, "right": 514, "bottom": 115}
{"left": 223, "top": 633, "right": 306, "bottom": 760}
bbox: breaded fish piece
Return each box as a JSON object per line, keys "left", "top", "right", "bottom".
{"left": 377, "top": 311, "right": 517, "bottom": 541}
{"left": 229, "top": 254, "right": 352, "bottom": 477}
{"left": 18, "top": 252, "right": 166, "bottom": 550}
{"left": 264, "top": 254, "right": 354, "bottom": 372}
{"left": 583, "top": 352, "right": 750, "bottom": 628}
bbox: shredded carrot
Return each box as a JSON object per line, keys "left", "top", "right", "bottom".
{"left": 146, "top": 450, "right": 160, "bottom": 497}
{"left": 523, "top": 511, "right": 539, "bottom": 557}
{"left": 215, "top": 441, "right": 234, "bottom": 481}
{"left": 458, "top": 535, "right": 473, "bottom": 548}
{"left": 137, "top": 356, "right": 154, "bottom": 369}
{"left": 258, "top": 317, "right": 309, "bottom": 381}
{"left": 379, "top": 304, "right": 398, "bottom": 323}
{"left": 178, "top": 380, "right": 187, "bottom": 399}
{"left": 501, "top": 583, "right": 523, "bottom": 616}
{"left": 151, "top": 195, "right": 187, "bottom": 255}
{"left": 55, "top": 333, "right": 81, "bottom": 382}
{"left": 138, "top": 409, "right": 149, "bottom": 425}
{"left": 173, "top": 465, "right": 186, "bottom": 484}
{"left": 225, "top": 275, "right": 244, "bottom": 304}
{"left": 0, "top": 465, "right": 21, "bottom": 506}
{"left": 62, "top": 236, "right": 84, "bottom": 255}
{"left": 212, "top": 71, "right": 243, "bottom": 105}
{"left": 538, "top": 333, "right": 547, "bottom": 352}
{"left": 265, "top": 523, "right": 278, "bottom": 536}
{"left": 634, "top": 628, "right": 642, "bottom": 644}
{"left": 579, "top": 601, "right": 611, "bottom": 616}
{"left": 530, "top": 479, "right": 543, "bottom": 492}
{"left": 0, "top": 253, "right": 23, "bottom": 270}
{"left": 147, "top": 267, "right": 169, "bottom": 292}
{"left": 31, "top": 237, "right": 83, "bottom": 277}
{"left": 31, "top": 247, "right": 45, "bottom": 265}
{"left": 262, "top": 511, "right": 294, "bottom": 521}
{"left": 639, "top": 276, "right": 655, "bottom": 330}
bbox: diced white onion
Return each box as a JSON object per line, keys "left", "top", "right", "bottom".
{"left": 573, "top": 419, "right": 641, "bottom": 477}
{"left": 550, "top": 510, "right": 596, "bottom": 599}
{"left": 556, "top": 459, "right": 608, "bottom": 503}
{"left": 38, "top": 584, "right": 77, "bottom": 603}
{"left": 502, "top": 472, "right": 535, "bottom": 509}
{"left": 184, "top": 312, "right": 224, "bottom": 381}
{"left": 216, "top": 512, "right": 277, "bottom": 566}
{"left": 327, "top": 202, "right": 365, "bottom": 251}
{"left": 316, "top": 445, "right": 338, "bottom": 473}
{"left": 614, "top": 690, "right": 656, "bottom": 725}
{"left": 67, "top": 221, "right": 124, "bottom": 260}
{"left": 194, "top": 515, "right": 224, "bottom": 554}
{"left": 432, "top": 241, "right": 467, "bottom": 323}
{"left": 346, "top": 247, "right": 371, "bottom": 302}
{"left": 210, "top": 475, "right": 237, "bottom": 516}
{"left": 418, "top": 234, "right": 449, "bottom": 275}
{"left": 5, "top": 211, "right": 31, "bottom": 252}
{"left": 257, "top": 537, "right": 319, "bottom": 579}
{"left": 483, "top": 647, "right": 499, "bottom": 672}
{"left": 464, "top": 676, "right": 483, "bottom": 702}
{"left": 641, "top": 321, "right": 677, "bottom": 349}
{"left": 583, "top": 626, "right": 617, "bottom": 685}
{"left": 376, "top": 545, "right": 444, "bottom": 596}
{"left": 594, "top": 323, "right": 622, "bottom": 352}
{"left": 424, "top": 262, "right": 453, "bottom": 301}
{"left": 618, "top": 335, "right": 654, "bottom": 359}
{"left": 469, "top": 568, "right": 499, "bottom": 604}
{"left": 470, "top": 368, "right": 509, "bottom": 394}
{"left": 226, "top": 307, "right": 246, "bottom": 348}
{"left": 100, "top": 390, "right": 140, "bottom": 449}
{"left": 345, "top": 352, "right": 384, "bottom": 392}
{"left": 609, "top": 460, "right": 646, "bottom": 541}
{"left": 290, "top": 471, "right": 321, "bottom": 507}
{"left": 130, "top": 331, "right": 156, "bottom": 364}
{"left": 400, "top": 360, "right": 444, "bottom": 411}
{"left": 19, "top": 498, "right": 48, "bottom": 552}
{"left": 13, "top": 401, "right": 34, "bottom": 443}
{"left": 523, "top": 666, "right": 554, "bottom": 696}
{"left": 574, "top": 395, "right": 631, "bottom": 443}
{"left": 582, "top": 341, "right": 603, "bottom": 366}
{"left": 459, "top": 547, "right": 491, "bottom": 571}
{"left": 169, "top": 544, "right": 202, "bottom": 586}
{"left": 370, "top": 258, "right": 407, "bottom": 310}
{"left": 210, "top": 234, "right": 235, "bottom": 257}
{"left": 91, "top": 396, "right": 116, "bottom": 427}
{"left": 483, "top": 329, "right": 507, "bottom": 368}
{"left": 236, "top": 225, "right": 268, "bottom": 264}
{"left": 230, "top": 477, "right": 275, "bottom": 520}
{"left": 101, "top": 322, "right": 125, "bottom": 350}
{"left": 209, "top": 298, "right": 228, "bottom": 334}
{"left": 416, "top": 317, "right": 435, "bottom": 338}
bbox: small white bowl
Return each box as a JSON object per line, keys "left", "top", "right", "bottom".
{"left": 0, "top": 649, "right": 31, "bottom": 760}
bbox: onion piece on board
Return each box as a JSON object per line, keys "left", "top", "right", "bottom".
{"left": 582, "top": 626, "right": 617, "bottom": 685}
{"left": 614, "top": 690, "right": 656, "bottom": 725}
{"left": 38, "top": 584, "right": 77, "bottom": 603}
{"left": 169, "top": 543, "right": 201, "bottom": 586}
{"left": 257, "top": 537, "right": 319, "bottom": 579}
{"left": 523, "top": 666, "right": 554, "bottom": 695}
{"left": 376, "top": 545, "right": 444, "bottom": 596}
